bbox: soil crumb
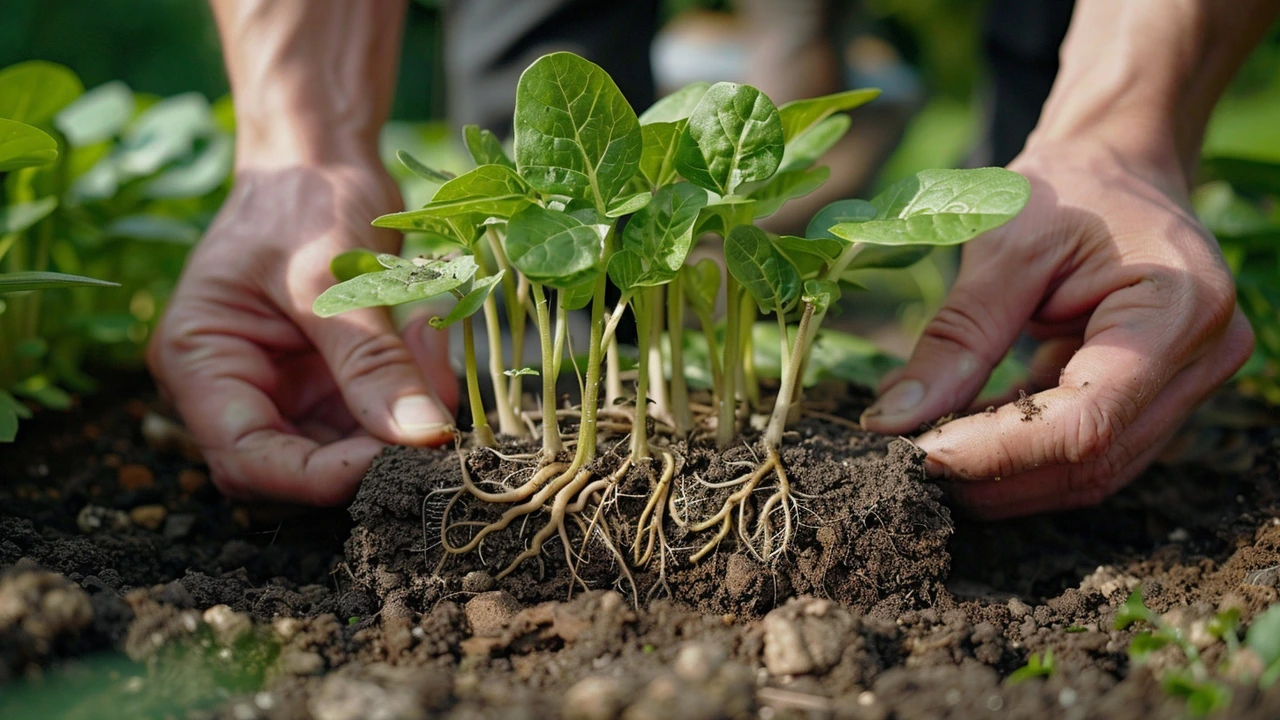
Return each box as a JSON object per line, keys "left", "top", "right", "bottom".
{"left": 1016, "top": 389, "right": 1043, "bottom": 422}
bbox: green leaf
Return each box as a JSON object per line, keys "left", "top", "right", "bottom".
{"left": 55, "top": 80, "right": 134, "bottom": 146}
{"left": 1246, "top": 604, "right": 1280, "bottom": 666}
{"left": 639, "top": 82, "right": 710, "bottom": 124}
{"left": 330, "top": 250, "right": 385, "bottom": 282}
{"left": 1127, "top": 631, "right": 1171, "bottom": 664}
{"left": 505, "top": 205, "right": 605, "bottom": 288}
{"left": 103, "top": 215, "right": 201, "bottom": 244}
{"left": 376, "top": 253, "right": 414, "bottom": 269}
{"left": 463, "top": 125, "right": 515, "bottom": 169}
{"left": 397, "top": 149, "right": 456, "bottom": 183}
{"left": 675, "top": 82, "right": 784, "bottom": 197}
{"left": 13, "top": 380, "right": 72, "bottom": 411}
{"left": 694, "top": 198, "right": 758, "bottom": 237}
{"left": 779, "top": 113, "right": 851, "bottom": 173}
{"left": 773, "top": 235, "right": 844, "bottom": 277}
{"left": 1162, "top": 670, "right": 1232, "bottom": 716}
{"left": 373, "top": 165, "right": 534, "bottom": 245}
{"left": 0, "top": 118, "right": 58, "bottom": 171}
{"left": 0, "top": 197, "right": 58, "bottom": 235}
{"left": 607, "top": 249, "right": 645, "bottom": 292}
{"left": 1007, "top": 650, "right": 1054, "bottom": 685}
{"left": 682, "top": 258, "right": 721, "bottom": 316}
{"left": 313, "top": 256, "right": 478, "bottom": 317}
{"left": 615, "top": 182, "right": 708, "bottom": 287}
{"left": 801, "top": 279, "right": 840, "bottom": 313}
{"left": 1114, "top": 588, "right": 1156, "bottom": 630}
{"left": 748, "top": 165, "right": 830, "bottom": 218}
{"left": 505, "top": 367, "right": 540, "bottom": 378}
{"left": 807, "top": 198, "right": 877, "bottom": 239}
{"left": 725, "top": 225, "right": 799, "bottom": 312}
{"left": 831, "top": 168, "right": 1030, "bottom": 247}
{"left": 639, "top": 121, "right": 685, "bottom": 189}
{"left": 0, "top": 271, "right": 119, "bottom": 294}
{"left": 810, "top": 199, "right": 932, "bottom": 270}
{"left": 0, "top": 60, "right": 84, "bottom": 126}
{"left": 514, "top": 51, "right": 643, "bottom": 208}
{"left": 116, "top": 93, "right": 215, "bottom": 177}
{"left": 777, "top": 88, "right": 879, "bottom": 142}
{"left": 0, "top": 389, "right": 32, "bottom": 443}
{"left": 430, "top": 272, "right": 504, "bottom": 329}
{"left": 606, "top": 191, "right": 652, "bottom": 218}
{"left": 560, "top": 276, "right": 598, "bottom": 311}
{"left": 1208, "top": 608, "right": 1240, "bottom": 640}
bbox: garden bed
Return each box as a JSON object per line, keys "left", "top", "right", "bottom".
{"left": 3, "top": 374, "right": 1280, "bottom": 719}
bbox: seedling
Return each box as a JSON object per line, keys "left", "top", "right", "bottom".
{"left": 1007, "top": 650, "right": 1055, "bottom": 684}
{"left": 315, "top": 51, "right": 1030, "bottom": 585}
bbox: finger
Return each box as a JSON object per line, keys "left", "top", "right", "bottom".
{"left": 970, "top": 336, "right": 1082, "bottom": 409}
{"left": 862, "top": 236, "right": 1053, "bottom": 433}
{"left": 402, "top": 315, "right": 460, "bottom": 416}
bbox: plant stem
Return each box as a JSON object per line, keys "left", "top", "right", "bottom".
{"left": 740, "top": 295, "right": 759, "bottom": 409}
{"left": 532, "top": 283, "right": 562, "bottom": 459}
{"left": 488, "top": 228, "right": 530, "bottom": 414}
{"left": 573, "top": 264, "right": 610, "bottom": 465}
{"left": 764, "top": 302, "right": 815, "bottom": 451}
{"left": 646, "top": 285, "right": 668, "bottom": 422}
{"left": 605, "top": 335, "right": 623, "bottom": 407}
{"left": 631, "top": 292, "right": 651, "bottom": 460}
{"left": 462, "top": 315, "right": 496, "bottom": 447}
{"left": 474, "top": 252, "right": 522, "bottom": 437}
{"left": 667, "top": 274, "right": 691, "bottom": 435}
{"left": 693, "top": 306, "right": 724, "bottom": 403}
{"left": 717, "top": 274, "right": 741, "bottom": 449}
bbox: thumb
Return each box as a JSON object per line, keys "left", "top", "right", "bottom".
{"left": 302, "top": 306, "right": 456, "bottom": 446}
{"left": 861, "top": 248, "right": 1048, "bottom": 434}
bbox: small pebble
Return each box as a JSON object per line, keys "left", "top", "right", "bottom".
{"left": 77, "top": 505, "right": 131, "bottom": 534}
{"left": 129, "top": 504, "right": 168, "bottom": 531}
{"left": 118, "top": 464, "right": 155, "bottom": 491}
{"left": 461, "top": 571, "right": 495, "bottom": 594}
{"left": 163, "top": 513, "right": 197, "bottom": 540}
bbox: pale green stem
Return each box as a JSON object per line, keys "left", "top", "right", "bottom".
{"left": 718, "top": 274, "right": 741, "bottom": 449}
{"left": 487, "top": 227, "right": 527, "bottom": 412}
{"left": 764, "top": 302, "right": 815, "bottom": 451}
{"left": 646, "top": 285, "right": 668, "bottom": 421}
{"left": 573, "top": 257, "right": 612, "bottom": 465}
{"left": 667, "top": 274, "right": 691, "bottom": 435}
{"left": 740, "top": 295, "right": 760, "bottom": 409}
{"left": 532, "top": 283, "right": 561, "bottom": 458}
{"left": 694, "top": 306, "right": 724, "bottom": 403}
{"left": 605, "top": 335, "right": 623, "bottom": 407}
{"left": 631, "top": 292, "right": 651, "bottom": 460}
{"left": 462, "top": 315, "right": 496, "bottom": 447}
{"left": 474, "top": 252, "right": 522, "bottom": 437}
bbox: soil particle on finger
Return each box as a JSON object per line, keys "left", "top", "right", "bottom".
{"left": 1016, "top": 389, "right": 1043, "bottom": 422}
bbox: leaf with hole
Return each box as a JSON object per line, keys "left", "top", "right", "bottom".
{"left": 725, "top": 225, "right": 799, "bottom": 312}
{"left": 313, "top": 256, "right": 478, "bottom": 317}
{"left": 675, "top": 82, "right": 784, "bottom": 196}
{"left": 505, "top": 204, "right": 604, "bottom": 288}
{"left": 514, "top": 52, "right": 642, "bottom": 208}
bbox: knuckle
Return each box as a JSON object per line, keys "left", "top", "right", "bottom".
{"left": 336, "top": 332, "right": 414, "bottom": 385}
{"left": 922, "top": 291, "right": 1001, "bottom": 363}
{"left": 1066, "top": 389, "right": 1132, "bottom": 464}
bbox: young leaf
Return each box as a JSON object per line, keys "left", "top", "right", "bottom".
{"left": 1246, "top": 604, "right": 1280, "bottom": 666}
{"left": 0, "top": 118, "right": 58, "bottom": 171}
{"left": 55, "top": 80, "right": 134, "bottom": 147}
{"left": 695, "top": 198, "right": 758, "bottom": 237}
{"left": 0, "top": 197, "right": 58, "bottom": 235}
{"left": 330, "top": 250, "right": 386, "bottom": 282}
{"left": 560, "top": 276, "right": 598, "bottom": 311}
{"left": 801, "top": 279, "right": 841, "bottom": 313}
{"left": 1007, "top": 650, "right": 1055, "bottom": 685}
{"left": 463, "top": 124, "right": 516, "bottom": 169}
{"left": 607, "top": 249, "right": 645, "bottom": 292}
{"left": 1114, "top": 588, "right": 1156, "bottom": 630}
{"left": 514, "top": 52, "right": 643, "bottom": 209}
{"left": 313, "top": 256, "right": 478, "bottom": 317}
{"left": 675, "top": 82, "right": 784, "bottom": 197}
{"left": 505, "top": 205, "right": 604, "bottom": 288}
{"left": 374, "top": 165, "right": 533, "bottom": 241}
{"left": 397, "top": 149, "right": 456, "bottom": 183}
{"left": 682, "top": 258, "right": 721, "bottom": 315}
{"left": 725, "top": 225, "right": 800, "bottom": 312}
{"left": 0, "top": 390, "right": 33, "bottom": 443}
{"left": 808, "top": 198, "right": 877, "bottom": 239}
{"left": 504, "top": 367, "right": 540, "bottom": 378}
{"left": 606, "top": 191, "right": 653, "bottom": 218}
{"left": 639, "top": 81, "right": 711, "bottom": 124}
{"left": 429, "top": 273, "right": 504, "bottom": 329}
{"left": 773, "top": 235, "right": 844, "bottom": 277}
{"left": 1161, "top": 671, "right": 1232, "bottom": 716}
{"left": 639, "top": 121, "right": 685, "bottom": 188}
{"left": 779, "top": 113, "right": 851, "bottom": 173}
{"left": 777, "top": 88, "right": 879, "bottom": 142}
{"left": 1128, "top": 630, "right": 1172, "bottom": 664}
{"left": 748, "top": 166, "right": 831, "bottom": 219}
{"left": 0, "top": 60, "right": 84, "bottom": 126}
{"left": 831, "top": 168, "right": 1031, "bottom": 247}
{"left": 0, "top": 271, "right": 119, "bottom": 294}
{"left": 616, "top": 182, "right": 708, "bottom": 286}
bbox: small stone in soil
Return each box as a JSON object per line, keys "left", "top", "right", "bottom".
{"left": 117, "top": 463, "right": 155, "bottom": 491}
{"left": 129, "top": 504, "right": 168, "bottom": 531}
{"left": 464, "top": 590, "right": 520, "bottom": 638}
{"left": 163, "top": 513, "right": 197, "bottom": 539}
{"left": 76, "top": 505, "right": 131, "bottom": 534}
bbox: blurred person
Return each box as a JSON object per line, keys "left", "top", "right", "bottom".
{"left": 150, "top": 0, "right": 1271, "bottom": 521}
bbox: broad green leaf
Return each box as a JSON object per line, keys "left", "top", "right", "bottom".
{"left": 694, "top": 198, "right": 757, "bottom": 237}
{"left": 777, "top": 88, "right": 879, "bottom": 142}
{"left": 832, "top": 168, "right": 1030, "bottom": 247}
{"left": 514, "top": 52, "right": 643, "bottom": 208}
{"left": 616, "top": 182, "right": 707, "bottom": 286}
{"left": 606, "top": 191, "right": 652, "bottom": 218}
{"left": 807, "top": 198, "right": 877, "bottom": 239}
{"left": 561, "top": 276, "right": 598, "bottom": 310}
{"left": 0, "top": 118, "right": 58, "bottom": 171}
{"left": 377, "top": 254, "right": 414, "bottom": 269}
{"left": 607, "top": 248, "right": 645, "bottom": 292}
{"left": 0, "top": 197, "right": 58, "bottom": 235}
{"left": 682, "top": 258, "right": 720, "bottom": 315}
{"left": 801, "top": 279, "right": 840, "bottom": 313}
{"left": 675, "top": 82, "right": 784, "bottom": 197}
{"left": 505, "top": 205, "right": 604, "bottom": 288}
{"left": 430, "top": 272, "right": 504, "bottom": 328}
{"left": 56, "top": 80, "right": 134, "bottom": 147}
{"left": 779, "top": 113, "right": 850, "bottom": 173}
{"left": 1247, "top": 604, "right": 1280, "bottom": 666}
{"left": 373, "top": 165, "right": 534, "bottom": 244}
{"left": 0, "top": 60, "right": 84, "bottom": 126}
{"left": 313, "top": 256, "right": 478, "bottom": 317}
{"left": 844, "top": 244, "right": 934, "bottom": 272}
{"left": 639, "top": 82, "right": 710, "bottom": 124}
{"left": 773, "top": 235, "right": 843, "bottom": 277}
{"left": 397, "top": 149, "right": 455, "bottom": 183}
{"left": 725, "top": 225, "right": 799, "bottom": 312}
{"left": 463, "top": 125, "right": 515, "bottom": 169}
{"left": 639, "top": 121, "right": 685, "bottom": 188}
{"left": 808, "top": 198, "right": 932, "bottom": 270}
{"left": 748, "top": 165, "right": 830, "bottom": 218}
{"left": 330, "top": 250, "right": 385, "bottom": 282}
{"left": 0, "top": 271, "right": 119, "bottom": 294}
{"left": 117, "top": 93, "right": 215, "bottom": 177}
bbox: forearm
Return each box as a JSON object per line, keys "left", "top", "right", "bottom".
{"left": 210, "top": 0, "right": 406, "bottom": 169}
{"left": 1028, "top": 0, "right": 1279, "bottom": 189}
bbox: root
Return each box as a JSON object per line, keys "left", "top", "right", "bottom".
{"left": 495, "top": 468, "right": 594, "bottom": 579}
{"left": 632, "top": 450, "right": 676, "bottom": 567}
{"left": 688, "top": 449, "right": 795, "bottom": 563}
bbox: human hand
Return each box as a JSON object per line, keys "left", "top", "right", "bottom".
{"left": 860, "top": 139, "right": 1254, "bottom": 519}
{"left": 148, "top": 161, "right": 459, "bottom": 505}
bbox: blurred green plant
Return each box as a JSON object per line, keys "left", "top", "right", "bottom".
{"left": 0, "top": 59, "right": 232, "bottom": 440}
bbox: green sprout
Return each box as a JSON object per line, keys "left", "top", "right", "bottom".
{"left": 313, "top": 51, "right": 1031, "bottom": 584}
{"left": 1008, "top": 650, "right": 1055, "bottom": 684}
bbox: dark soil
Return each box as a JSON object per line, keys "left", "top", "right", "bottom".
{"left": 4, "top": 373, "right": 1280, "bottom": 720}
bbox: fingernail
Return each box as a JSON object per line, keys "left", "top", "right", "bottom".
{"left": 861, "top": 379, "right": 925, "bottom": 427}
{"left": 392, "top": 394, "right": 453, "bottom": 437}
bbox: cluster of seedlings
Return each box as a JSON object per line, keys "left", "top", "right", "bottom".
{"left": 315, "top": 52, "right": 1029, "bottom": 590}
